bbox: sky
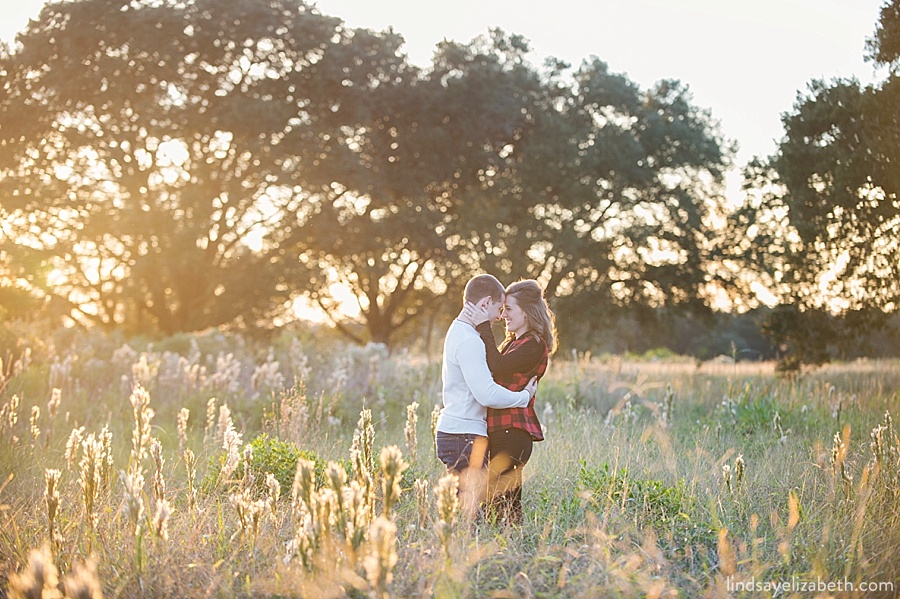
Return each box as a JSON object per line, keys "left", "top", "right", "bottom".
{"left": 0, "top": 0, "right": 887, "bottom": 167}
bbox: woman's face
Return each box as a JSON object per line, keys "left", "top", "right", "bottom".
{"left": 502, "top": 295, "right": 529, "bottom": 336}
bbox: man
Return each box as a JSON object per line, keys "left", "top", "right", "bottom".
{"left": 435, "top": 274, "right": 538, "bottom": 474}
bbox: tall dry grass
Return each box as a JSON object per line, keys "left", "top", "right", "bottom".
{"left": 0, "top": 333, "right": 898, "bottom": 597}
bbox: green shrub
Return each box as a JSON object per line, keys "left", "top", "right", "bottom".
{"left": 576, "top": 460, "right": 714, "bottom": 554}
{"left": 715, "top": 384, "right": 791, "bottom": 436}
{"left": 204, "top": 433, "right": 327, "bottom": 495}
{"left": 577, "top": 460, "right": 685, "bottom": 526}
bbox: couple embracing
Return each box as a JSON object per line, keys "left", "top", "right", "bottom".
{"left": 434, "top": 273, "right": 558, "bottom": 525}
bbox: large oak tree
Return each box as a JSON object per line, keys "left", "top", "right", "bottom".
{"left": 720, "top": 0, "right": 900, "bottom": 364}
{"left": 1, "top": 0, "right": 734, "bottom": 348}
{"left": 464, "top": 55, "right": 732, "bottom": 340}
{"left": 0, "top": 0, "right": 385, "bottom": 333}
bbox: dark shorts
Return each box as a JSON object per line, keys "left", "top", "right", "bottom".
{"left": 488, "top": 427, "right": 534, "bottom": 469}
{"left": 435, "top": 431, "right": 488, "bottom": 472}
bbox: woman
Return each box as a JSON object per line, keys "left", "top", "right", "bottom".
{"left": 463, "top": 279, "right": 558, "bottom": 524}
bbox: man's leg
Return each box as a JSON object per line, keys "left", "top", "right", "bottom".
{"left": 435, "top": 431, "right": 488, "bottom": 473}
{"left": 435, "top": 432, "right": 488, "bottom": 518}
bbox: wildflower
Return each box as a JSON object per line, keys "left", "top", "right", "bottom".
{"left": 870, "top": 411, "right": 898, "bottom": 488}
{"left": 177, "top": 408, "right": 189, "bottom": 453}
{"left": 131, "top": 353, "right": 159, "bottom": 389}
{"left": 220, "top": 414, "right": 242, "bottom": 484}
{"left": 217, "top": 403, "right": 233, "bottom": 444}
{"left": 7, "top": 545, "right": 61, "bottom": 599}
{"left": 184, "top": 449, "right": 197, "bottom": 515}
{"left": 325, "top": 460, "right": 347, "bottom": 503}
{"left": 265, "top": 472, "right": 280, "bottom": 521}
{"left": 430, "top": 404, "right": 441, "bottom": 444}
{"left": 434, "top": 472, "right": 460, "bottom": 561}
{"left": 30, "top": 406, "right": 40, "bottom": 441}
{"left": 207, "top": 352, "right": 242, "bottom": 394}
{"left": 122, "top": 470, "right": 145, "bottom": 537}
{"left": 79, "top": 434, "right": 102, "bottom": 533}
{"left": 45, "top": 469, "right": 61, "bottom": 546}
{"left": 379, "top": 445, "right": 408, "bottom": 517}
{"left": 541, "top": 402, "right": 554, "bottom": 422}
{"left": 414, "top": 478, "right": 429, "bottom": 529}
{"left": 661, "top": 384, "right": 675, "bottom": 426}
{"left": 65, "top": 426, "right": 85, "bottom": 471}
{"left": 342, "top": 480, "right": 371, "bottom": 551}
{"left": 205, "top": 397, "right": 217, "bottom": 442}
{"left": 62, "top": 557, "right": 103, "bottom": 599}
{"left": 129, "top": 385, "right": 155, "bottom": 470}
{"left": 47, "top": 388, "right": 62, "bottom": 419}
{"left": 350, "top": 438, "right": 375, "bottom": 519}
{"left": 285, "top": 515, "right": 315, "bottom": 570}
{"left": 251, "top": 351, "right": 285, "bottom": 395}
{"left": 150, "top": 439, "right": 166, "bottom": 503}
{"left": 354, "top": 408, "right": 375, "bottom": 472}
{"left": 773, "top": 410, "right": 787, "bottom": 442}
{"left": 94, "top": 425, "right": 112, "bottom": 492}
{"left": 405, "top": 402, "right": 419, "bottom": 462}
{"left": 230, "top": 489, "right": 264, "bottom": 541}
{"left": 364, "top": 516, "right": 398, "bottom": 599}
{"left": 312, "top": 487, "right": 337, "bottom": 551}
{"left": 291, "top": 458, "right": 316, "bottom": 516}
{"left": 241, "top": 444, "right": 254, "bottom": 489}
{"left": 152, "top": 499, "right": 172, "bottom": 542}
{"left": 734, "top": 455, "right": 745, "bottom": 489}
{"left": 8, "top": 395, "right": 20, "bottom": 430}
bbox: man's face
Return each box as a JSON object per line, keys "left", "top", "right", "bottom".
{"left": 485, "top": 294, "right": 505, "bottom": 322}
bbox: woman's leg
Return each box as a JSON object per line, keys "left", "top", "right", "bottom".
{"left": 487, "top": 428, "right": 533, "bottom": 524}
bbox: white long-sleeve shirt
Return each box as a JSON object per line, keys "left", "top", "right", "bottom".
{"left": 436, "top": 319, "right": 530, "bottom": 436}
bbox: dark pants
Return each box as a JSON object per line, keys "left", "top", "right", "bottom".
{"left": 435, "top": 431, "right": 488, "bottom": 473}
{"left": 487, "top": 427, "right": 533, "bottom": 524}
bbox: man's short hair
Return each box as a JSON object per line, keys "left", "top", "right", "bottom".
{"left": 463, "top": 274, "right": 505, "bottom": 304}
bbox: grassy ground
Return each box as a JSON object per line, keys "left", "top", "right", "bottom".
{"left": 0, "top": 332, "right": 898, "bottom": 597}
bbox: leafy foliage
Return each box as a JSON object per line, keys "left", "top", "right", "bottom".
{"left": 0, "top": 0, "right": 378, "bottom": 333}
{"left": 718, "top": 1, "right": 900, "bottom": 368}
{"left": 578, "top": 460, "right": 687, "bottom": 529}
{"left": 205, "top": 433, "right": 326, "bottom": 495}
{"left": 0, "top": 0, "right": 732, "bottom": 347}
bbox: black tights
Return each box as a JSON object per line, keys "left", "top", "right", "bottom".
{"left": 486, "top": 428, "right": 533, "bottom": 525}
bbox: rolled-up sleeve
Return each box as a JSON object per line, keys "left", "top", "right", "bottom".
{"left": 457, "top": 337, "right": 530, "bottom": 408}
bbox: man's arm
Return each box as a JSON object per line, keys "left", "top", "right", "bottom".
{"left": 457, "top": 338, "right": 531, "bottom": 408}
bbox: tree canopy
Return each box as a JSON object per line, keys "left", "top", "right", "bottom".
{"left": 720, "top": 0, "right": 900, "bottom": 365}
{"left": 1, "top": 0, "right": 732, "bottom": 347}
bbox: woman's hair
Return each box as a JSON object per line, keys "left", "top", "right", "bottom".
{"left": 504, "top": 279, "right": 558, "bottom": 355}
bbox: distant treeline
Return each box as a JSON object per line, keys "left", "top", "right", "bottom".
{"left": 557, "top": 307, "right": 900, "bottom": 363}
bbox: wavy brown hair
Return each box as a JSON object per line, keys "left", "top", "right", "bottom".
{"left": 504, "top": 279, "right": 558, "bottom": 355}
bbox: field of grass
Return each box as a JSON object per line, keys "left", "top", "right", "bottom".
{"left": 0, "top": 329, "right": 898, "bottom": 597}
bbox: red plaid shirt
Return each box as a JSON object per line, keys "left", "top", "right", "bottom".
{"left": 486, "top": 334, "right": 548, "bottom": 441}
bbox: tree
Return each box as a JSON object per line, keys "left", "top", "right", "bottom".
{"left": 720, "top": 0, "right": 900, "bottom": 366}
{"left": 285, "top": 31, "right": 541, "bottom": 347}
{"left": 0, "top": 0, "right": 734, "bottom": 348}
{"left": 467, "top": 56, "right": 733, "bottom": 336}
{"left": 0, "top": 0, "right": 388, "bottom": 334}
{"left": 866, "top": 0, "right": 900, "bottom": 71}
